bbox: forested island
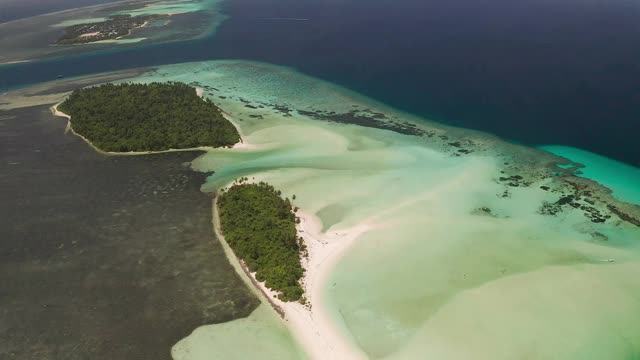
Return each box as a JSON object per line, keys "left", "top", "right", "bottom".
{"left": 218, "top": 179, "right": 306, "bottom": 302}
{"left": 58, "top": 82, "right": 240, "bottom": 152}
{"left": 55, "top": 14, "right": 166, "bottom": 45}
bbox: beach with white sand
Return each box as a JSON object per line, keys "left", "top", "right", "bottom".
{"left": 210, "top": 193, "right": 369, "bottom": 359}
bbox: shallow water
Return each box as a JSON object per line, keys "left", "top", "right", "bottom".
{"left": 540, "top": 145, "right": 640, "bottom": 205}
{"left": 52, "top": 17, "right": 108, "bottom": 27}
{"left": 127, "top": 60, "right": 640, "bottom": 359}
{"left": 116, "top": 1, "right": 209, "bottom": 16}
{"left": 173, "top": 305, "right": 307, "bottom": 360}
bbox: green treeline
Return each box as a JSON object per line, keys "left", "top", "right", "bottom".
{"left": 218, "top": 179, "right": 306, "bottom": 302}
{"left": 58, "top": 82, "right": 240, "bottom": 152}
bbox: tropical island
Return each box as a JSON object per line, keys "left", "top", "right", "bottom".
{"left": 55, "top": 14, "right": 166, "bottom": 45}
{"left": 57, "top": 82, "right": 240, "bottom": 152}
{"left": 217, "top": 179, "right": 306, "bottom": 302}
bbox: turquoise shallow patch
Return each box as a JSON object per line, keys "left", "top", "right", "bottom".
{"left": 540, "top": 145, "right": 640, "bottom": 205}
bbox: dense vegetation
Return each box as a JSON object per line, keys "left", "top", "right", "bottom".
{"left": 58, "top": 82, "right": 240, "bottom": 152}
{"left": 218, "top": 179, "right": 306, "bottom": 302}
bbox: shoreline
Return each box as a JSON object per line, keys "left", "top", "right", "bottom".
{"left": 50, "top": 89, "right": 245, "bottom": 156}
{"left": 212, "top": 190, "right": 369, "bottom": 360}
{"left": 212, "top": 196, "right": 286, "bottom": 318}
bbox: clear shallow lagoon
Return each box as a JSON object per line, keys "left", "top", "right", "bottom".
{"left": 127, "top": 60, "right": 640, "bottom": 359}
{"left": 540, "top": 145, "right": 640, "bottom": 205}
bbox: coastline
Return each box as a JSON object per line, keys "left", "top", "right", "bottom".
{"left": 50, "top": 88, "right": 245, "bottom": 156}
{"left": 212, "top": 191, "right": 369, "bottom": 360}
{"left": 212, "top": 196, "right": 286, "bottom": 317}
{"left": 50, "top": 82, "right": 361, "bottom": 358}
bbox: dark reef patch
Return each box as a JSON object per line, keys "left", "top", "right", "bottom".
{"left": 297, "top": 108, "right": 427, "bottom": 136}
{"left": 537, "top": 187, "right": 611, "bottom": 224}
{"left": 498, "top": 174, "right": 530, "bottom": 188}
{"left": 607, "top": 205, "right": 640, "bottom": 227}
{"left": 0, "top": 105, "right": 259, "bottom": 360}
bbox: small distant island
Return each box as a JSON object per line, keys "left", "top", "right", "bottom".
{"left": 218, "top": 179, "right": 306, "bottom": 302}
{"left": 57, "top": 82, "right": 240, "bottom": 152}
{"left": 55, "top": 14, "right": 166, "bottom": 45}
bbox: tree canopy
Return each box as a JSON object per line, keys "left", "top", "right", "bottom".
{"left": 58, "top": 82, "right": 240, "bottom": 152}
{"left": 218, "top": 179, "right": 305, "bottom": 302}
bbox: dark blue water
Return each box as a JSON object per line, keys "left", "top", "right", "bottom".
{"left": 2, "top": 0, "right": 639, "bottom": 166}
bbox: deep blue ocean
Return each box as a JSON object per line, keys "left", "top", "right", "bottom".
{"left": 2, "top": 0, "right": 639, "bottom": 166}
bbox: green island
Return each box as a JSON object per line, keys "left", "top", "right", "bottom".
{"left": 55, "top": 14, "right": 166, "bottom": 45}
{"left": 218, "top": 179, "right": 306, "bottom": 302}
{"left": 58, "top": 82, "right": 240, "bottom": 152}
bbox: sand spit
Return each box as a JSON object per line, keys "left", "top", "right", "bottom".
{"left": 213, "top": 193, "right": 368, "bottom": 360}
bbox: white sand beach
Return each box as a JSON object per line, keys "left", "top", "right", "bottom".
{"left": 211, "top": 188, "right": 368, "bottom": 359}
{"left": 262, "top": 210, "right": 370, "bottom": 360}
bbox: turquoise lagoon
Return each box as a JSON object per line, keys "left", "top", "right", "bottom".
{"left": 127, "top": 61, "right": 640, "bottom": 359}
{"left": 540, "top": 145, "right": 640, "bottom": 205}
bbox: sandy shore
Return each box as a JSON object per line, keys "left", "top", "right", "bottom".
{"left": 213, "top": 194, "right": 370, "bottom": 360}
{"left": 283, "top": 211, "right": 370, "bottom": 360}
{"left": 51, "top": 103, "right": 218, "bottom": 155}
{"left": 50, "top": 92, "right": 249, "bottom": 155}
{"left": 196, "top": 86, "right": 256, "bottom": 151}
